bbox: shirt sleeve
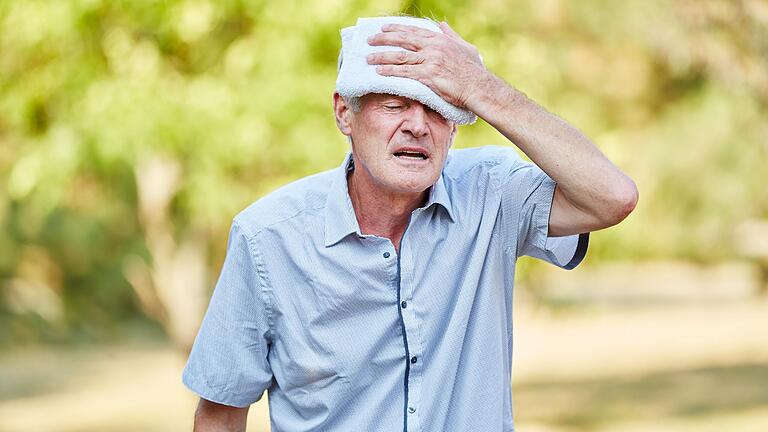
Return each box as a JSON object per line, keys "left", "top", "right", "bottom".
{"left": 182, "top": 219, "right": 273, "bottom": 407}
{"left": 500, "top": 156, "right": 589, "bottom": 270}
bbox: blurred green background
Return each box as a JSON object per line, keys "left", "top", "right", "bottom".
{"left": 1, "top": 0, "right": 767, "bottom": 431}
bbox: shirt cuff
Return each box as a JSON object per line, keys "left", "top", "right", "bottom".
{"left": 182, "top": 368, "right": 264, "bottom": 408}
{"left": 544, "top": 232, "right": 590, "bottom": 270}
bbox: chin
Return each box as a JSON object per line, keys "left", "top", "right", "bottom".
{"left": 388, "top": 172, "right": 437, "bottom": 194}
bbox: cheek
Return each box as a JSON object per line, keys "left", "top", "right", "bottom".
{"left": 429, "top": 121, "right": 454, "bottom": 143}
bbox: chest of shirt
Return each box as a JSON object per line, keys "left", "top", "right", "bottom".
{"left": 255, "top": 201, "right": 515, "bottom": 385}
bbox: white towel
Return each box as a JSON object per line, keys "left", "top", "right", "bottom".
{"left": 336, "top": 17, "right": 477, "bottom": 125}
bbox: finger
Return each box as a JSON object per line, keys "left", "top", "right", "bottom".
{"left": 368, "top": 32, "right": 423, "bottom": 51}
{"left": 439, "top": 21, "right": 461, "bottom": 39}
{"left": 375, "top": 64, "right": 421, "bottom": 79}
{"left": 381, "top": 23, "right": 438, "bottom": 39}
{"left": 367, "top": 50, "right": 425, "bottom": 65}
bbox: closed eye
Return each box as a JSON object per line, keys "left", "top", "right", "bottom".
{"left": 426, "top": 106, "right": 449, "bottom": 122}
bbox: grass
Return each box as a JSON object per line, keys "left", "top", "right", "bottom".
{"left": 515, "top": 362, "right": 768, "bottom": 430}
{"left": 1, "top": 298, "right": 767, "bottom": 432}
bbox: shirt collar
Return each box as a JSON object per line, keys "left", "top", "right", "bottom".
{"left": 323, "top": 151, "right": 455, "bottom": 247}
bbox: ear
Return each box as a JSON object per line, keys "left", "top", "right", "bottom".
{"left": 448, "top": 123, "right": 458, "bottom": 148}
{"left": 333, "top": 92, "right": 354, "bottom": 136}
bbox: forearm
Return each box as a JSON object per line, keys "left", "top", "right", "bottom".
{"left": 467, "top": 73, "right": 638, "bottom": 227}
{"left": 193, "top": 399, "right": 249, "bottom": 432}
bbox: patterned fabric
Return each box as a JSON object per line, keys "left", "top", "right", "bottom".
{"left": 183, "top": 146, "right": 589, "bottom": 432}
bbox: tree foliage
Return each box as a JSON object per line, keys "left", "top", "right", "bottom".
{"left": 1, "top": 0, "right": 765, "bottom": 345}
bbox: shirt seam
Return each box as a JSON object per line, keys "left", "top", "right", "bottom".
{"left": 241, "top": 203, "right": 325, "bottom": 234}
{"left": 511, "top": 175, "right": 551, "bottom": 258}
{"left": 478, "top": 157, "right": 519, "bottom": 257}
{"left": 443, "top": 158, "right": 505, "bottom": 185}
{"left": 490, "top": 159, "right": 550, "bottom": 258}
{"left": 234, "top": 219, "right": 276, "bottom": 342}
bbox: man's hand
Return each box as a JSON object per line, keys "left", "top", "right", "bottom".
{"left": 367, "top": 22, "right": 493, "bottom": 110}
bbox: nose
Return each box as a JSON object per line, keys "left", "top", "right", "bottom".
{"left": 401, "top": 103, "right": 429, "bottom": 138}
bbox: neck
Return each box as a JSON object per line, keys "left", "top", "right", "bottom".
{"left": 347, "top": 166, "right": 428, "bottom": 252}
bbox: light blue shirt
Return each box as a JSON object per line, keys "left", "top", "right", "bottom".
{"left": 183, "top": 146, "right": 589, "bottom": 432}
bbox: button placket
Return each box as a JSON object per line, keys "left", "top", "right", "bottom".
{"left": 399, "top": 218, "right": 423, "bottom": 431}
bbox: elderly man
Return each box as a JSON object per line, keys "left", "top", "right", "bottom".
{"left": 183, "top": 16, "right": 637, "bottom": 432}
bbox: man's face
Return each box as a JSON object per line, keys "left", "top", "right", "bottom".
{"left": 334, "top": 93, "right": 457, "bottom": 195}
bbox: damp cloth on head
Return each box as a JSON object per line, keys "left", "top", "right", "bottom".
{"left": 336, "top": 16, "right": 478, "bottom": 125}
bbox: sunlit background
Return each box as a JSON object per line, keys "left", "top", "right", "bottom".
{"left": 1, "top": 0, "right": 767, "bottom": 431}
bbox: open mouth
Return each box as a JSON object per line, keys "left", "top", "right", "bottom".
{"left": 393, "top": 150, "right": 428, "bottom": 160}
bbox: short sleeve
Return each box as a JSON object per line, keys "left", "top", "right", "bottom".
{"left": 182, "top": 220, "right": 273, "bottom": 407}
{"left": 501, "top": 158, "right": 589, "bottom": 270}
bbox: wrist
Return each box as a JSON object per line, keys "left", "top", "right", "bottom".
{"left": 464, "top": 73, "right": 525, "bottom": 123}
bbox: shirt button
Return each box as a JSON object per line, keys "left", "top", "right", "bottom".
{"left": 401, "top": 301, "right": 407, "bottom": 309}
{"left": 411, "top": 356, "right": 418, "bottom": 364}
{"left": 408, "top": 407, "right": 416, "bottom": 414}
{"left": 383, "top": 252, "right": 390, "bottom": 258}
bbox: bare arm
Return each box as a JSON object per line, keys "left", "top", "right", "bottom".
{"left": 193, "top": 398, "right": 249, "bottom": 432}
{"left": 466, "top": 73, "right": 638, "bottom": 236}
{"left": 368, "top": 22, "right": 639, "bottom": 236}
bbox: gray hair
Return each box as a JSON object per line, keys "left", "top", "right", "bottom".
{"left": 344, "top": 95, "right": 361, "bottom": 112}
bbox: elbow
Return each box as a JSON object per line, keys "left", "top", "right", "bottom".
{"left": 599, "top": 179, "right": 639, "bottom": 228}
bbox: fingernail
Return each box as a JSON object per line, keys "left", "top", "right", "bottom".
{"left": 367, "top": 35, "right": 374, "bottom": 43}
{"left": 366, "top": 54, "right": 374, "bottom": 63}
